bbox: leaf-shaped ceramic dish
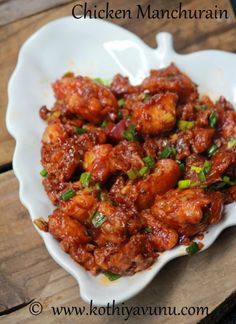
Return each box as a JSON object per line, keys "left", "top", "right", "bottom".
{"left": 6, "top": 16, "right": 236, "bottom": 306}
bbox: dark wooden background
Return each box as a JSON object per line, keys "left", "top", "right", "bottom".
{"left": 1, "top": 1, "right": 236, "bottom": 323}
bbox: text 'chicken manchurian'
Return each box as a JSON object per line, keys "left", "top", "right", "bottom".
{"left": 37, "top": 63, "right": 236, "bottom": 279}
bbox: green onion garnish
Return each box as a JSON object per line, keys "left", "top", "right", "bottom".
{"left": 91, "top": 211, "right": 107, "bottom": 228}
{"left": 207, "top": 144, "right": 218, "bottom": 157}
{"left": 209, "top": 182, "right": 227, "bottom": 190}
{"left": 94, "top": 78, "right": 110, "bottom": 86}
{"left": 222, "top": 176, "right": 236, "bottom": 186}
{"left": 208, "top": 111, "right": 218, "bottom": 128}
{"left": 138, "top": 166, "right": 149, "bottom": 176}
{"left": 198, "top": 169, "right": 206, "bottom": 181}
{"left": 143, "top": 156, "right": 155, "bottom": 169}
{"left": 178, "top": 179, "right": 191, "bottom": 189}
{"left": 160, "top": 146, "right": 176, "bottom": 159}
{"left": 178, "top": 120, "right": 195, "bottom": 131}
{"left": 123, "top": 124, "right": 138, "bottom": 141}
{"left": 186, "top": 242, "right": 200, "bottom": 255}
{"left": 100, "top": 120, "right": 108, "bottom": 128}
{"left": 190, "top": 166, "right": 202, "bottom": 173}
{"left": 144, "top": 227, "right": 153, "bottom": 233}
{"left": 103, "top": 271, "right": 121, "bottom": 281}
{"left": 200, "top": 212, "right": 209, "bottom": 224}
{"left": 116, "top": 111, "right": 123, "bottom": 122}
{"left": 176, "top": 160, "right": 185, "bottom": 173}
{"left": 143, "top": 93, "right": 151, "bottom": 101}
{"left": 227, "top": 137, "right": 236, "bottom": 149}
{"left": 118, "top": 98, "right": 125, "bottom": 107}
{"left": 61, "top": 189, "right": 76, "bottom": 201}
{"left": 40, "top": 168, "right": 48, "bottom": 177}
{"left": 203, "top": 161, "right": 212, "bottom": 174}
{"left": 191, "top": 160, "right": 212, "bottom": 181}
{"left": 75, "top": 127, "right": 87, "bottom": 134}
{"left": 127, "top": 169, "right": 139, "bottom": 180}
{"left": 80, "top": 172, "right": 91, "bottom": 188}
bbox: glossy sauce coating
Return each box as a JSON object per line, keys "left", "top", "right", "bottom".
{"left": 39, "top": 64, "right": 236, "bottom": 276}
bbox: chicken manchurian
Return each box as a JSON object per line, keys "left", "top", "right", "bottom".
{"left": 37, "top": 64, "right": 236, "bottom": 277}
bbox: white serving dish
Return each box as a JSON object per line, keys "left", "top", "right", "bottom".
{"left": 6, "top": 16, "right": 236, "bottom": 306}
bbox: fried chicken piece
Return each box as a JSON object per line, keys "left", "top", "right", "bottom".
{"left": 190, "top": 127, "right": 215, "bottom": 154}
{"left": 83, "top": 144, "right": 112, "bottom": 182}
{"left": 93, "top": 201, "right": 143, "bottom": 245}
{"left": 141, "top": 210, "right": 178, "bottom": 251}
{"left": 151, "top": 188, "right": 223, "bottom": 237}
{"left": 48, "top": 211, "right": 90, "bottom": 244}
{"left": 42, "top": 120, "right": 68, "bottom": 144}
{"left": 94, "top": 234, "right": 156, "bottom": 275}
{"left": 58, "top": 189, "right": 98, "bottom": 222}
{"left": 220, "top": 110, "right": 236, "bottom": 139}
{"left": 207, "top": 149, "right": 236, "bottom": 182}
{"left": 110, "top": 159, "right": 180, "bottom": 210}
{"left": 135, "top": 159, "right": 181, "bottom": 209}
{"left": 132, "top": 92, "right": 177, "bottom": 134}
{"left": 141, "top": 63, "right": 198, "bottom": 104}
{"left": 109, "top": 140, "right": 144, "bottom": 172}
{"left": 53, "top": 75, "right": 118, "bottom": 124}
{"left": 110, "top": 74, "right": 140, "bottom": 95}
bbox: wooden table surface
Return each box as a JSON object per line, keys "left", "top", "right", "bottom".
{"left": 1, "top": 0, "right": 236, "bottom": 323}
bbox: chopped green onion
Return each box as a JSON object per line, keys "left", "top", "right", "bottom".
{"left": 160, "top": 146, "right": 176, "bottom": 159}
{"left": 61, "top": 189, "right": 76, "bottom": 201}
{"left": 222, "top": 176, "right": 235, "bottom": 186}
{"left": 209, "top": 182, "right": 227, "bottom": 190}
{"left": 178, "top": 120, "right": 195, "bottom": 131}
{"left": 97, "top": 192, "right": 112, "bottom": 202}
{"left": 144, "top": 227, "right": 153, "bottom": 233}
{"left": 176, "top": 160, "right": 185, "bottom": 173}
{"left": 118, "top": 98, "right": 125, "bottom": 107}
{"left": 123, "top": 124, "right": 138, "bottom": 141}
{"left": 207, "top": 144, "right": 218, "bottom": 157}
{"left": 178, "top": 179, "right": 191, "bottom": 189}
{"left": 91, "top": 211, "right": 107, "bottom": 228}
{"left": 190, "top": 181, "right": 200, "bottom": 188}
{"left": 143, "top": 93, "right": 151, "bottom": 101}
{"left": 94, "top": 78, "right": 110, "bottom": 86}
{"left": 186, "top": 242, "right": 200, "bottom": 255}
{"left": 227, "top": 137, "right": 236, "bottom": 149}
{"left": 138, "top": 166, "right": 150, "bottom": 176}
{"left": 116, "top": 111, "right": 123, "bottom": 122}
{"left": 198, "top": 169, "right": 206, "bottom": 181}
{"left": 80, "top": 172, "right": 91, "bottom": 188}
{"left": 190, "top": 166, "right": 202, "bottom": 173}
{"left": 203, "top": 161, "right": 212, "bottom": 174}
{"left": 75, "top": 127, "right": 87, "bottom": 134}
{"left": 100, "top": 120, "right": 108, "bottom": 128}
{"left": 103, "top": 271, "right": 121, "bottom": 281}
{"left": 200, "top": 212, "right": 209, "bottom": 224}
{"left": 208, "top": 111, "right": 218, "bottom": 128}
{"left": 127, "top": 169, "right": 139, "bottom": 180}
{"left": 40, "top": 168, "right": 48, "bottom": 177}
{"left": 190, "top": 161, "right": 211, "bottom": 181}
{"left": 143, "top": 156, "right": 155, "bottom": 169}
